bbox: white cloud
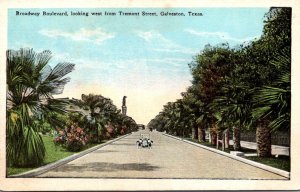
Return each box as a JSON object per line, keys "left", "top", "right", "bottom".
{"left": 149, "top": 58, "right": 190, "bottom": 67}
{"left": 185, "top": 28, "right": 259, "bottom": 43}
{"left": 60, "top": 55, "right": 190, "bottom": 71}
{"left": 136, "top": 30, "right": 197, "bottom": 55}
{"left": 111, "top": 57, "right": 190, "bottom": 69}
{"left": 39, "top": 28, "right": 115, "bottom": 44}
{"left": 52, "top": 54, "right": 191, "bottom": 91}
{"left": 136, "top": 30, "right": 158, "bottom": 43}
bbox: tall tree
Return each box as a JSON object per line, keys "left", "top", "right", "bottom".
{"left": 250, "top": 8, "right": 291, "bottom": 157}
{"left": 189, "top": 44, "right": 234, "bottom": 145}
{"left": 72, "top": 94, "right": 118, "bottom": 142}
{"left": 6, "top": 48, "right": 75, "bottom": 166}
{"left": 252, "top": 49, "right": 290, "bottom": 157}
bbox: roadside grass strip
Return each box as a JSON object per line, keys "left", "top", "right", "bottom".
{"left": 9, "top": 133, "right": 131, "bottom": 178}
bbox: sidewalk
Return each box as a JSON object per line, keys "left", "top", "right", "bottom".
{"left": 229, "top": 140, "right": 289, "bottom": 156}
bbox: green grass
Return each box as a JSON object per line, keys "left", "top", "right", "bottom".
{"left": 43, "top": 135, "right": 77, "bottom": 164}
{"left": 7, "top": 135, "right": 98, "bottom": 176}
{"left": 7, "top": 167, "right": 35, "bottom": 176}
{"left": 245, "top": 156, "right": 290, "bottom": 172}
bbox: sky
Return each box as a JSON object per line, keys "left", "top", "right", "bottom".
{"left": 8, "top": 8, "right": 269, "bottom": 125}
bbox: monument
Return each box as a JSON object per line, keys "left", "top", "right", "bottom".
{"left": 122, "top": 96, "right": 127, "bottom": 115}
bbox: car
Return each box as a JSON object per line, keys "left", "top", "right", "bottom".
{"left": 136, "top": 133, "right": 153, "bottom": 148}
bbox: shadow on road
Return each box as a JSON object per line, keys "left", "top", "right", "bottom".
{"left": 51, "top": 162, "right": 160, "bottom": 173}
{"left": 120, "top": 138, "right": 140, "bottom": 141}
{"left": 110, "top": 143, "right": 136, "bottom": 146}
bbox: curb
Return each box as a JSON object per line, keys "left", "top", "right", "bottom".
{"left": 10, "top": 133, "right": 132, "bottom": 178}
{"left": 162, "top": 133, "right": 290, "bottom": 179}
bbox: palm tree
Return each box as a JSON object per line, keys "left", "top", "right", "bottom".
{"left": 196, "top": 103, "right": 210, "bottom": 143}
{"left": 189, "top": 45, "right": 236, "bottom": 144}
{"left": 150, "top": 113, "right": 167, "bottom": 132}
{"left": 173, "top": 100, "right": 185, "bottom": 137}
{"left": 6, "top": 48, "right": 75, "bottom": 166}
{"left": 72, "top": 94, "right": 118, "bottom": 142}
{"left": 181, "top": 91, "right": 198, "bottom": 139}
{"left": 252, "top": 49, "right": 290, "bottom": 157}
{"left": 115, "top": 114, "right": 138, "bottom": 134}
{"left": 213, "top": 84, "right": 253, "bottom": 151}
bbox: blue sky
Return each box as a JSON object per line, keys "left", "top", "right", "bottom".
{"left": 8, "top": 8, "right": 269, "bottom": 124}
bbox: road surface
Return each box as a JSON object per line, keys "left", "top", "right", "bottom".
{"left": 38, "top": 130, "right": 286, "bottom": 179}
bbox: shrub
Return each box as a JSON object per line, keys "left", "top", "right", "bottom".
{"left": 66, "top": 140, "right": 84, "bottom": 152}
{"left": 54, "top": 124, "right": 89, "bottom": 152}
{"left": 105, "top": 125, "right": 115, "bottom": 139}
{"left": 40, "top": 121, "right": 53, "bottom": 135}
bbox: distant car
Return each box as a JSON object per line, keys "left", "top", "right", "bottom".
{"left": 136, "top": 134, "right": 153, "bottom": 148}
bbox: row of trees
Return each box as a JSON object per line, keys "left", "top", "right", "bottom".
{"left": 59, "top": 93, "right": 138, "bottom": 149}
{"left": 148, "top": 8, "right": 291, "bottom": 157}
{"left": 52, "top": 93, "right": 138, "bottom": 152}
{"left": 6, "top": 48, "right": 138, "bottom": 167}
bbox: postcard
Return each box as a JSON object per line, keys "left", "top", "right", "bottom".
{"left": 1, "top": 0, "right": 300, "bottom": 191}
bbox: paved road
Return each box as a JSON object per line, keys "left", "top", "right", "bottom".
{"left": 38, "top": 130, "right": 286, "bottom": 179}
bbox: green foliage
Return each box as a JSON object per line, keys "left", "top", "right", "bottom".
{"left": 7, "top": 135, "right": 87, "bottom": 176}
{"left": 148, "top": 8, "right": 291, "bottom": 153}
{"left": 263, "top": 8, "right": 291, "bottom": 53}
{"left": 54, "top": 124, "right": 89, "bottom": 152}
{"left": 245, "top": 156, "right": 290, "bottom": 172}
{"left": 66, "top": 140, "right": 84, "bottom": 152}
{"left": 7, "top": 51, "right": 138, "bottom": 167}
{"left": 6, "top": 122, "right": 45, "bottom": 167}
{"left": 6, "top": 48, "right": 75, "bottom": 167}
{"left": 242, "top": 8, "right": 291, "bottom": 87}
{"left": 69, "top": 94, "right": 138, "bottom": 144}
{"left": 36, "top": 120, "right": 53, "bottom": 134}
{"left": 252, "top": 49, "right": 290, "bottom": 132}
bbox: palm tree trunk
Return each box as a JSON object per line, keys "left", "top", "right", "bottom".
{"left": 195, "top": 125, "right": 199, "bottom": 140}
{"left": 198, "top": 126, "right": 206, "bottom": 142}
{"left": 210, "top": 123, "right": 218, "bottom": 146}
{"left": 256, "top": 119, "right": 271, "bottom": 157}
{"left": 210, "top": 131, "right": 217, "bottom": 146}
{"left": 192, "top": 125, "right": 198, "bottom": 139}
{"left": 233, "top": 126, "right": 241, "bottom": 151}
{"left": 224, "top": 129, "right": 229, "bottom": 149}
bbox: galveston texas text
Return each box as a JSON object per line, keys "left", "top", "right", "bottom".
{"left": 15, "top": 10, "right": 203, "bottom": 17}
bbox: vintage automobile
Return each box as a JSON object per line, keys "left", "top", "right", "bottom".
{"left": 136, "top": 133, "right": 153, "bottom": 148}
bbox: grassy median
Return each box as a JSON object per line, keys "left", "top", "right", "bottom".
{"left": 7, "top": 135, "right": 97, "bottom": 176}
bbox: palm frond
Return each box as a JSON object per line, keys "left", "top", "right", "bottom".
{"left": 252, "top": 49, "right": 290, "bottom": 131}
{"left": 6, "top": 48, "right": 75, "bottom": 166}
